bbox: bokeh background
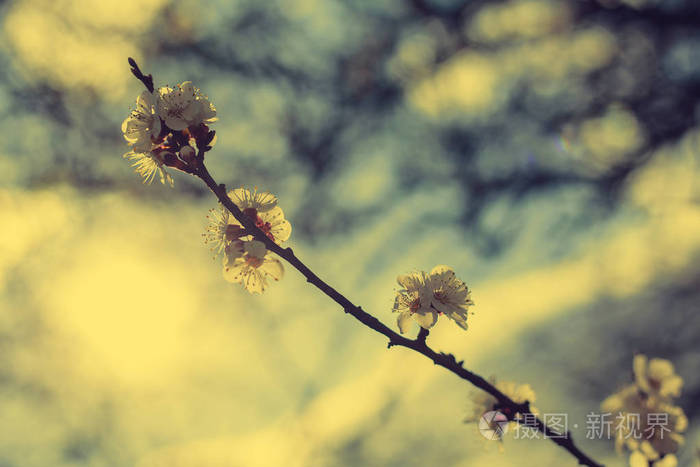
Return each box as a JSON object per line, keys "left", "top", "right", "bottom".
{"left": 1, "top": 0, "right": 700, "bottom": 465}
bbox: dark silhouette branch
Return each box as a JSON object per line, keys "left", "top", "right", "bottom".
{"left": 129, "top": 58, "right": 604, "bottom": 467}
{"left": 194, "top": 162, "right": 603, "bottom": 467}
{"left": 128, "top": 57, "right": 154, "bottom": 93}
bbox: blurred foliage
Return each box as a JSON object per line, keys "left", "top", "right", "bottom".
{"left": 1, "top": 0, "right": 700, "bottom": 465}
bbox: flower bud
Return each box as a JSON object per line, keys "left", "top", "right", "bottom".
{"left": 180, "top": 145, "right": 196, "bottom": 163}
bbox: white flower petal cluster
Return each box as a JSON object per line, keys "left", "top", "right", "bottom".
{"left": 223, "top": 240, "right": 284, "bottom": 294}
{"left": 392, "top": 265, "right": 473, "bottom": 333}
{"left": 156, "top": 81, "right": 217, "bottom": 131}
{"left": 204, "top": 187, "right": 291, "bottom": 294}
{"left": 393, "top": 271, "right": 435, "bottom": 333}
{"left": 122, "top": 91, "right": 161, "bottom": 152}
{"left": 122, "top": 91, "right": 173, "bottom": 186}
{"left": 428, "top": 265, "right": 473, "bottom": 330}
{"left": 121, "top": 81, "right": 217, "bottom": 186}
{"left": 601, "top": 355, "right": 687, "bottom": 467}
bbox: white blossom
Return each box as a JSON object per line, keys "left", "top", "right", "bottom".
{"left": 223, "top": 240, "right": 284, "bottom": 294}
{"left": 392, "top": 271, "right": 437, "bottom": 333}
{"left": 427, "top": 265, "right": 473, "bottom": 330}
{"left": 226, "top": 188, "right": 291, "bottom": 244}
{"left": 156, "top": 81, "right": 217, "bottom": 131}
{"left": 122, "top": 91, "right": 161, "bottom": 153}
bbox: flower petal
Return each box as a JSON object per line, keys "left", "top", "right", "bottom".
{"left": 222, "top": 258, "right": 244, "bottom": 283}
{"left": 397, "top": 272, "right": 424, "bottom": 290}
{"left": 165, "top": 116, "right": 188, "bottom": 131}
{"left": 654, "top": 454, "right": 678, "bottom": 467}
{"left": 413, "top": 310, "right": 438, "bottom": 329}
{"left": 660, "top": 375, "right": 683, "bottom": 398}
{"left": 397, "top": 312, "right": 412, "bottom": 334}
{"left": 629, "top": 450, "right": 647, "bottom": 467}
{"left": 244, "top": 240, "right": 267, "bottom": 259}
{"left": 430, "top": 264, "right": 455, "bottom": 277}
{"left": 647, "top": 358, "right": 674, "bottom": 381}
{"left": 260, "top": 257, "right": 284, "bottom": 281}
{"left": 633, "top": 354, "right": 651, "bottom": 393}
{"left": 243, "top": 269, "right": 265, "bottom": 294}
{"left": 150, "top": 117, "right": 162, "bottom": 139}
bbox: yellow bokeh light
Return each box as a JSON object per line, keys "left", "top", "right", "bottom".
{"left": 3, "top": 0, "right": 166, "bottom": 99}
{"left": 41, "top": 219, "right": 197, "bottom": 386}
{"left": 467, "top": 0, "right": 571, "bottom": 43}
{"left": 579, "top": 105, "right": 645, "bottom": 169}
{"left": 408, "top": 52, "right": 502, "bottom": 119}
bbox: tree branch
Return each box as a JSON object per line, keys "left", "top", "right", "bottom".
{"left": 194, "top": 162, "right": 603, "bottom": 467}
{"left": 127, "top": 58, "right": 603, "bottom": 467}
{"left": 128, "top": 57, "right": 154, "bottom": 93}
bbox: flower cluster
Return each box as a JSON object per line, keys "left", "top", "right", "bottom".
{"left": 122, "top": 82, "right": 217, "bottom": 186}
{"left": 204, "top": 187, "right": 292, "bottom": 294}
{"left": 465, "top": 378, "right": 538, "bottom": 441}
{"left": 601, "top": 355, "right": 687, "bottom": 467}
{"left": 392, "top": 265, "right": 473, "bottom": 333}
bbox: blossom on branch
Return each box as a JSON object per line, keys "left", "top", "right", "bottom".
{"left": 122, "top": 91, "right": 161, "bottom": 153}
{"left": 226, "top": 187, "right": 291, "bottom": 244}
{"left": 466, "top": 379, "right": 538, "bottom": 424}
{"left": 428, "top": 265, "right": 474, "bottom": 330}
{"left": 122, "top": 78, "right": 217, "bottom": 185}
{"left": 204, "top": 187, "right": 291, "bottom": 294}
{"left": 393, "top": 271, "right": 436, "bottom": 333}
{"left": 223, "top": 240, "right": 284, "bottom": 294}
{"left": 465, "top": 378, "right": 538, "bottom": 447}
{"left": 121, "top": 91, "right": 173, "bottom": 186}
{"left": 156, "top": 81, "right": 217, "bottom": 131}
{"left": 392, "top": 265, "right": 474, "bottom": 333}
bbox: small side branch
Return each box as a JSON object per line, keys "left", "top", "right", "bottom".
{"left": 128, "top": 57, "right": 154, "bottom": 93}
{"left": 416, "top": 327, "right": 429, "bottom": 343}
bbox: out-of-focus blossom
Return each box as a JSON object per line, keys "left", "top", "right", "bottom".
{"left": 633, "top": 355, "right": 683, "bottom": 401}
{"left": 602, "top": 355, "right": 687, "bottom": 466}
{"left": 466, "top": 379, "right": 538, "bottom": 425}
{"left": 629, "top": 451, "right": 677, "bottom": 467}
{"left": 223, "top": 240, "right": 284, "bottom": 294}
{"left": 156, "top": 81, "right": 217, "bottom": 131}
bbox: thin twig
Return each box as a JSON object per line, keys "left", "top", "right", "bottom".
{"left": 128, "top": 57, "right": 154, "bottom": 93}
{"left": 128, "top": 58, "right": 604, "bottom": 467}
